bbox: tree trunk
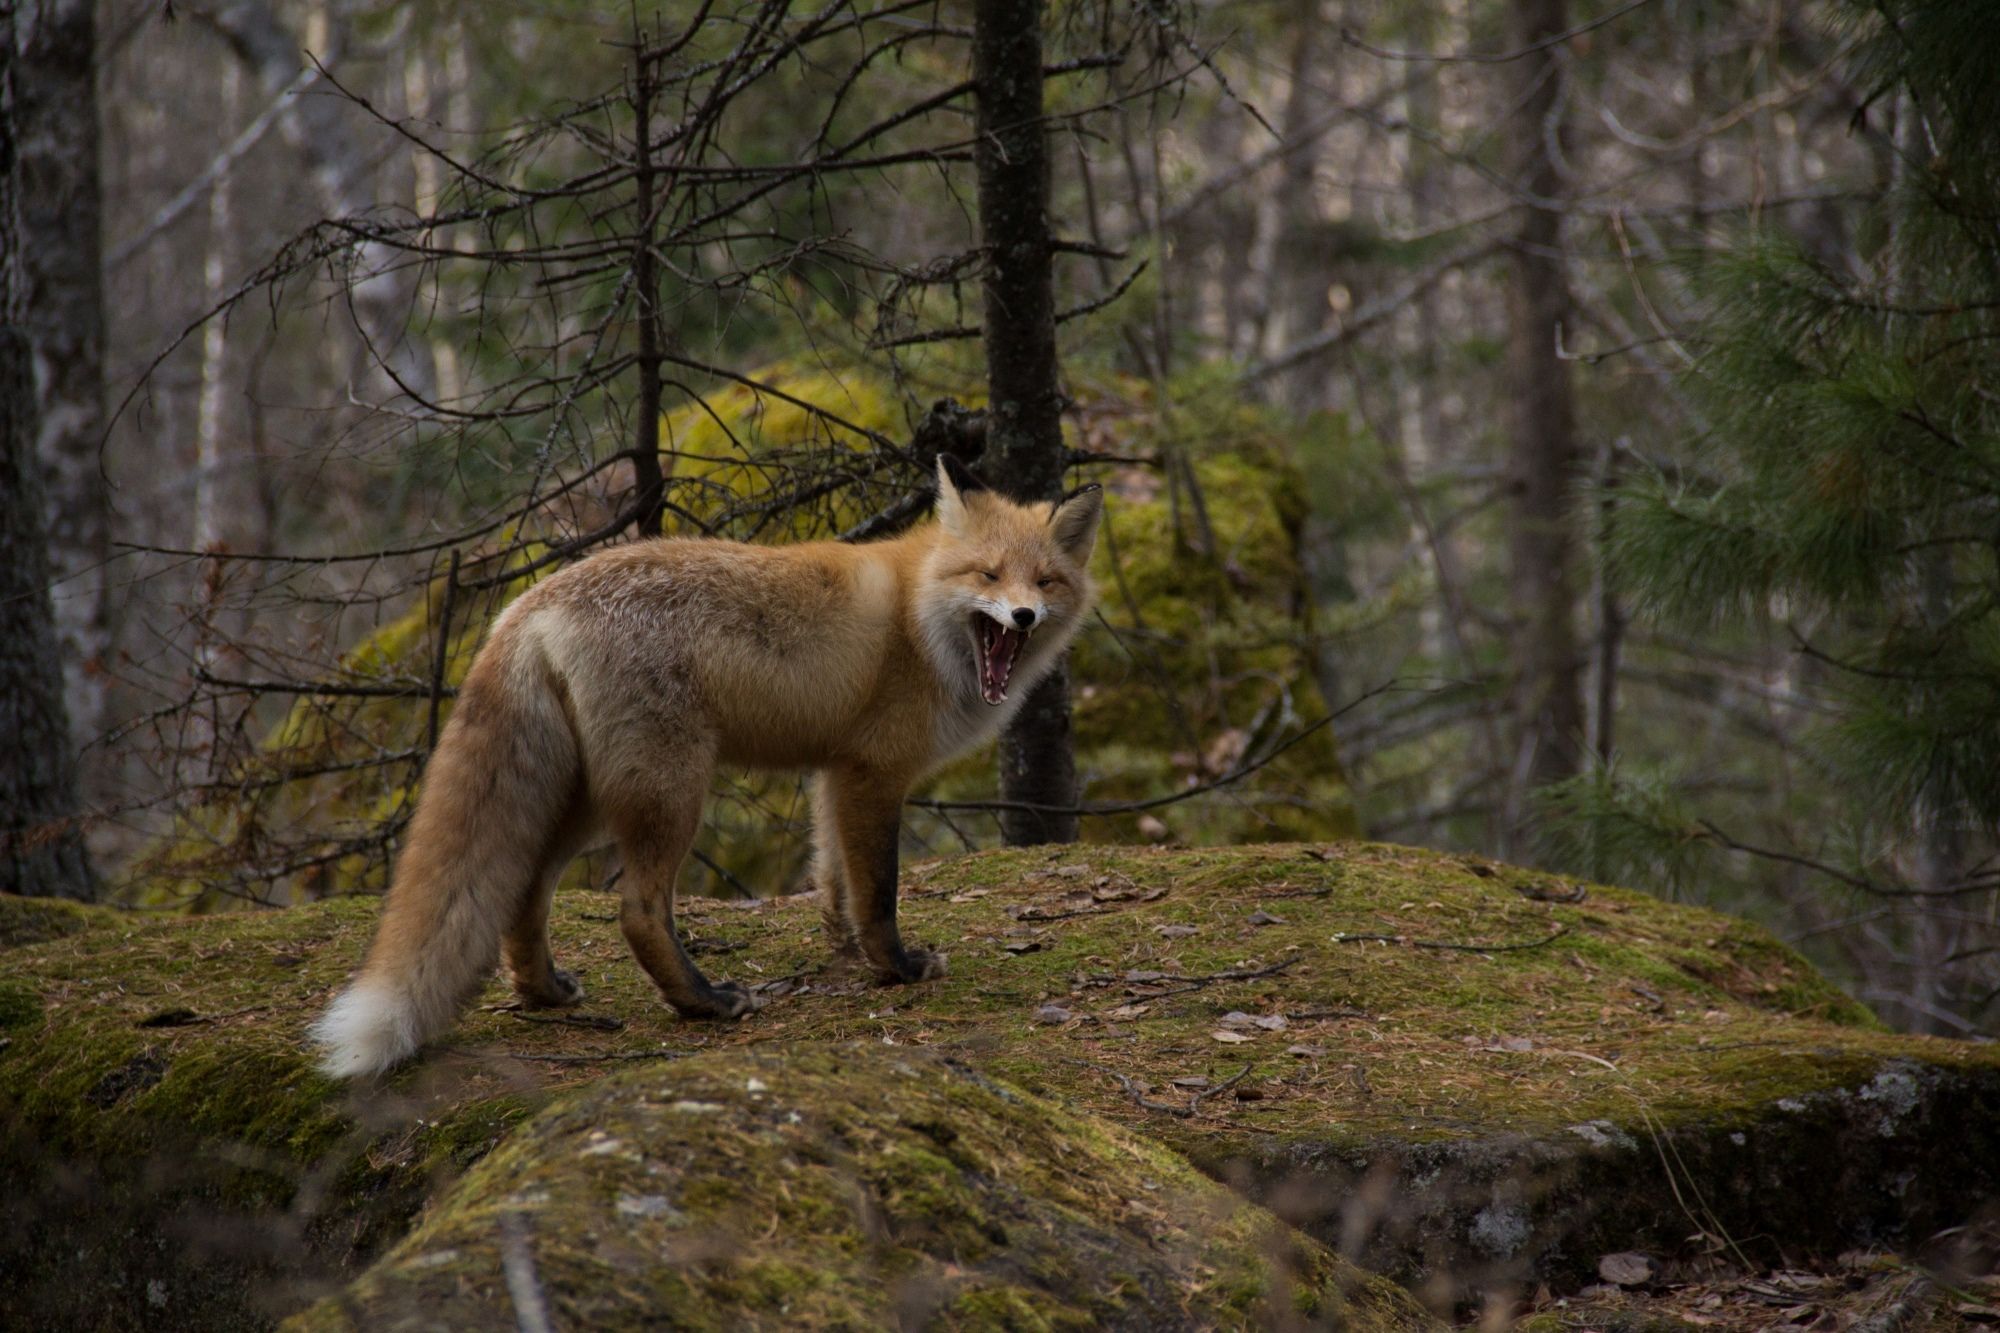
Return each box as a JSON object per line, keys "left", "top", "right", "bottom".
{"left": 13, "top": 0, "right": 109, "bottom": 761}
{"left": 630, "top": 45, "right": 666, "bottom": 538}
{"left": 1500, "top": 0, "right": 1584, "bottom": 856}
{"left": 973, "top": 0, "right": 1077, "bottom": 845}
{"left": 1, "top": 12, "right": 97, "bottom": 899}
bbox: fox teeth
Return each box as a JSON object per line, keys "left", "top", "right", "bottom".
{"left": 975, "top": 616, "right": 1028, "bottom": 706}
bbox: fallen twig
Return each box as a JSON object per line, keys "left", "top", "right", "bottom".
{"left": 497, "top": 1049, "right": 687, "bottom": 1065}
{"left": 1188, "top": 1063, "right": 1255, "bottom": 1115}
{"left": 1066, "top": 1059, "right": 1192, "bottom": 1118}
{"left": 498, "top": 1011, "right": 627, "bottom": 1032}
{"left": 1331, "top": 925, "right": 1570, "bottom": 954}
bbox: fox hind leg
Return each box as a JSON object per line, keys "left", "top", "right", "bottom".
{"left": 503, "top": 802, "right": 592, "bottom": 1009}
{"left": 605, "top": 772, "right": 754, "bottom": 1021}
{"left": 811, "top": 774, "right": 859, "bottom": 957}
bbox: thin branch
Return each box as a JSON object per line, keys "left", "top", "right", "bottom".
{"left": 1340, "top": 0, "right": 1657, "bottom": 65}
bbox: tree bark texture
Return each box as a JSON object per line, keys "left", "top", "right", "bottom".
{"left": 1, "top": 8, "right": 98, "bottom": 899}
{"left": 13, "top": 0, "right": 109, "bottom": 755}
{"left": 630, "top": 47, "right": 666, "bottom": 538}
{"left": 1501, "top": 0, "right": 1584, "bottom": 853}
{"left": 974, "top": 0, "right": 1077, "bottom": 845}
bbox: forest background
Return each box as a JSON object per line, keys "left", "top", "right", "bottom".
{"left": 3, "top": 0, "right": 1995, "bottom": 1040}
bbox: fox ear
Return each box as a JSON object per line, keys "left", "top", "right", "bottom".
{"left": 934, "top": 455, "right": 986, "bottom": 535}
{"left": 1049, "top": 483, "right": 1103, "bottom": 562}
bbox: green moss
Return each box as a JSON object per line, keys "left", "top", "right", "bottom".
{"left": 282, "top": 1043, "right": 1436, "bottom": 1331}
{"left": 0, "top": 977, "right": 41, "bottom": 1029}
{"left": 946, "top": 1283, "right": 1092, "bottom": 1330}
{"left": 4, "top": 841, "right": 1995, "bottom": 1326}
{"left": 0, "top": 893, "right": 95, "bottom": 949}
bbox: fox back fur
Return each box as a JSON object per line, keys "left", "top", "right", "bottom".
{"left": 312, "top": 458, "right": 1103, "bottom": 1077}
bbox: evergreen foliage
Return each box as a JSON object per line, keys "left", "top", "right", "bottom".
{"left": 1553, "top": 0, "right": 2000, "bottom": 1031}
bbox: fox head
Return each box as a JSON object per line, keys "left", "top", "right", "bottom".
{"left": 917, "top": 454, "right": 1103, "bottom": 708}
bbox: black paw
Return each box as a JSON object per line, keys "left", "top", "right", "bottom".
{"left": 874, "top": 946, "right": 949, "bottom": 986}
{"left": 676, "top": 980, "right": 758, "bottom": 1021}
{"left": 517, "top": 967, "right": 586, "bottom": 1009}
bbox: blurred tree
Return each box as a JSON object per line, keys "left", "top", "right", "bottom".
{"left": 1501, "top": 0, "right": 1584, "bottom": 856}
{"left": 1568, "top": 0, "right": 2000, "bottom": 1032}
{"left": 1, "top": 3, "right": 98, "bottom": 900}
{"left": 14, "top": 0, "right": 109, "bottom": 763}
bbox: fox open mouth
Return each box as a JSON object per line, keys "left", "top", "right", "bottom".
{"left": 973, "top": 613, "right": 1029, "bottom": 706}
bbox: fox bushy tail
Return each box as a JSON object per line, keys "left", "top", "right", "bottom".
{"left": 311, "top": 636, "right": 577, "bottom": 1078}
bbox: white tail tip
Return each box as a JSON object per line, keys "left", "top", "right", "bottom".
{"left": 310, "top": 982, "right": 418, "bottom": 1079}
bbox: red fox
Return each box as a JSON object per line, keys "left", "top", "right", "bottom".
{"left": 312, "top": 457, "right": 1103, "bottom": 1077}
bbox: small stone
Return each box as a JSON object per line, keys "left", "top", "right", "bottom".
{"left": 1597, "top": 1251, "right": 1655, "bottom": 1287}
{"left": 616, "top": 1193, "right": 686, "bottom": 1222}
{"left": 1156, "top": 924, "right": 1199, "bottom": 939}
{"left": 1211, "top": 1029, "right": 1253, "bottom": 1044}
{"left": 1033, "top": 1004, "right": 1073, "bottom": 1025}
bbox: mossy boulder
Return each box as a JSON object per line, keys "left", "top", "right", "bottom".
{"left": 282, "top": 1043, "right": 1434, "bottom": 1331}
{"left": 5, "top": 843, "right": 1997, "bottom": 1328}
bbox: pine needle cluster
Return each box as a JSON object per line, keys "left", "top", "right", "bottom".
{"left": 1552, "top": 0, "right": 2000, "bottom": 1029}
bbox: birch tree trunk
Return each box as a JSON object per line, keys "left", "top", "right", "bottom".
{"left": 974, "top": 0, "right": 1077, "bottom": 845}
{"left": 1, "top": 7, "right": 97, "bottom": 899}
{"left": 13, "top": 0, "right": 109, "bottom": 759}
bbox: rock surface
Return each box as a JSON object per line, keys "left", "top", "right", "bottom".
{"left": 3, "top": 842, "right": 1996, "bottom": 1327}
{"left": 282, "top": 1043, "right": 1433, "bottom": 1331}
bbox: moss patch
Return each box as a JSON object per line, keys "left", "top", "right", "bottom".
{"left": 282, "top": 1044, "right": 1436, "bottom": 1331}
{"left": 3, "top": 842, "right": 1997, "bottom": 1324}
{"left": 0, "top": 892, "right": 94, "bottom": 949}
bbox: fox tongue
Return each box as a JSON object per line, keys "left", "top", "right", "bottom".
{"left": 980, "top": 621, "right": 1025, "bottom": 705}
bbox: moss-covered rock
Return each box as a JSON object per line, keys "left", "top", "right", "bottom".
{"left": 5, "top": 843, "right": 1997, "bottom": 1327}
{"left": 282, "top": 1043, "right": 1435, "bottom": 1331}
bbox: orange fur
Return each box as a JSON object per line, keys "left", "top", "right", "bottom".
{"left": 312, "top": 460, "right": 1102, "bottom": 1077}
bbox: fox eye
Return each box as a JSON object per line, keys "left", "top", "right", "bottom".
{"left": 1036, "top": 577, "right": 1054, "bottom": 589}
{"left": 980, "top": 570, "right": 999, "bottom": 582}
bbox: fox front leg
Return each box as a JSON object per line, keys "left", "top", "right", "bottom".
{"left": 826, "top": 766, "right": 947, "bottom": 985}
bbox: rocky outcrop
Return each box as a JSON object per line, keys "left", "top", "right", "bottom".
{"left": 2, "top": 843, "right": 1995, "bottom": 1327}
